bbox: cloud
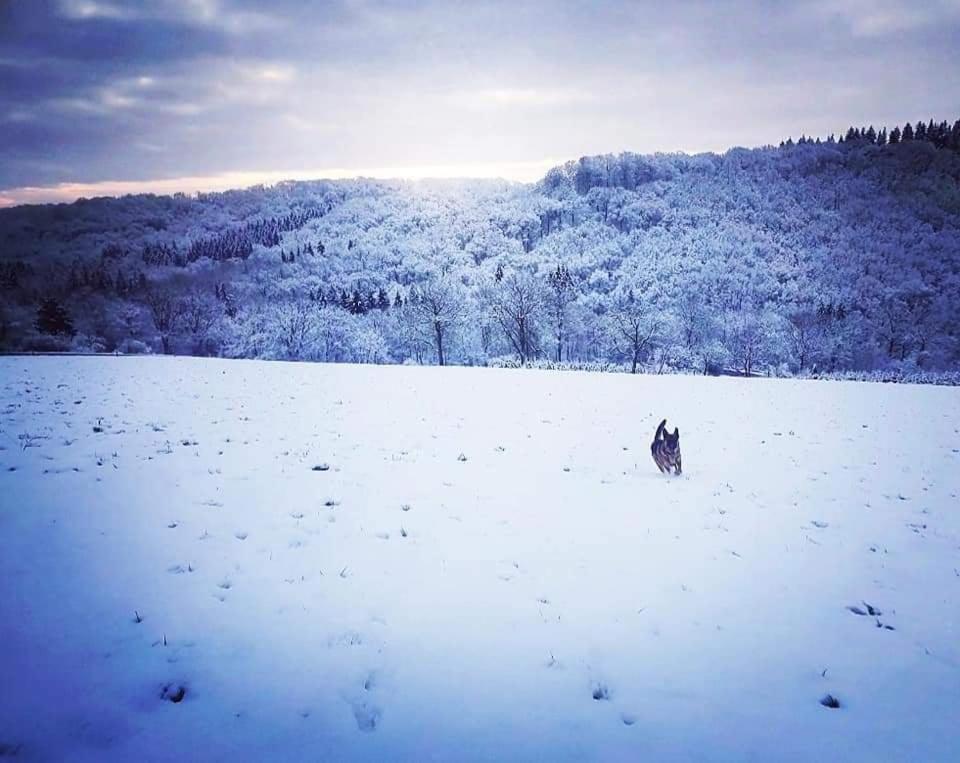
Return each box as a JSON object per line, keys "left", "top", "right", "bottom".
{"left": 3, "top": 1, "right": 960, "bottom": 198}
{"left": 58, "top": 0, "right": 282, "bottom": 35}
{"left": 808, "top": 0, "right": 960, "bottom": 37}
{"left": 450, "top": 87, "right": 593, "bottom": 110}
{"left": 58, "top": 1, "right": 141, "bottom": 21}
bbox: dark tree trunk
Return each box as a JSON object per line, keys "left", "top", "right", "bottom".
{"left": 434, "top": 322, "right": 445, "bottom": 366}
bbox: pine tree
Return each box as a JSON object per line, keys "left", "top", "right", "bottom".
{"left": 915, "top": 120, "right": 927, "bottom": 141}
{"left": 350, "top": 289, "right": 365, "bottom": 315}
{"left": 547, "top": 263, "right": 576, "bottom": 362}
{"left": 35, "top": 298, "right": 75, "bottom": 336}
{"left": 902, "top": 122, "right": 914, "bottom": 141}
{"left": 889, "top": 126, "right": 901, "bottom": 144}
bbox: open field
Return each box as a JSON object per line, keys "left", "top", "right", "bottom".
{"left": 1, "top": 357, "right": 958, "bottom": 761}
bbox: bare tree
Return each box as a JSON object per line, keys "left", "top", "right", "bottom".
{"left": 145, "top": 289, "right": 186, "bottom": 354}
{"left": 610, "top": 287, "right": 661, "bottom": 373}
{"left": 272, "top": 299, "right": 315, "bottom": 359}
{"left": 180, "top": 289, "right": 222, "bottom": 355}
{"left": 490, "top": 271, "right": 544, "bottom": 365}
{"left": 411, "top": 275, "right": 464, "bottom": 366}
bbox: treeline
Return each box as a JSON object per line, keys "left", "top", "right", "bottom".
{"left": 782, "top": 118, "right": 960, "bottom": 150}
{"left": 1, "top": 118, "right": 959, "bottom": 376}
{"left": 141, "top": 205, "right": 328, "bottom": 266}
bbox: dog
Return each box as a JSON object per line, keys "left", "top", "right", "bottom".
{"left": 651, "top": 418, "right": 681, "bottom": 475}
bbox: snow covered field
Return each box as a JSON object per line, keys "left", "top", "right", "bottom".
{"left": 1, "top": 356, "right": 958, "bottom": 762}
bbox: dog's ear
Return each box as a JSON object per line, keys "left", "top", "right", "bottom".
{"left": 674, "top": 427, "right": 679, "bottom": 438}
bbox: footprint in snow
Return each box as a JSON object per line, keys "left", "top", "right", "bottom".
{"left": 234, "top": 531, "right": 248, "bottom": 540}
{"left": 351, "top": 701, "right": 381, "bottom": 732}
{"left": 592, "top": 683, "right": 611, "bottom": 701}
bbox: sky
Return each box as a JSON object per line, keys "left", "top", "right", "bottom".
{"left": 1, "top": 0, "right": 958, "bottom": 206}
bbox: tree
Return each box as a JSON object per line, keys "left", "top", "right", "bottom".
{"left": 145, "top": 289, "right": 186, "bottom": 354}
{"left": 179, "top": 290, "right": 223, "bottom": 355}
{"left": 609, "top": 282, "right": 664, "bottom": 374}
{"left": 489, "top": 271, "right": 544, "bottom": 365}
{"left": 411, "top": 275, "right": 465, "bottom": 366}
{"left": 271, "top": 299, "right": 316, "bottom": 359}
{"left": 35, "top": 298, "right": 75, "bottom": 336}
{"left": 546, "top": 263, "right": 576, "bottom": 362}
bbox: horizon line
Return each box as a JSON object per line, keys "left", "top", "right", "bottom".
{"left": 0, "top": 159, "right": 571, "bottom": 209}
{"left": 0, "top": 135, "right": 835, "bottom": 209}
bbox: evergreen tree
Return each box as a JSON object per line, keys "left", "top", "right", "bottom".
{"left": 35, "top": 298, "right": 75, "bottom": 336}
{"left": 889, "top": 126, "right": 901, "bottom": 144}
{"left": 547, "top": 263, "right": 576, "bottom": 362}
{"left": 350, "top": 289, "right": 365, "bottom": 315}
{"left": 902, "top": 122, "right": 914, "bottom": 141}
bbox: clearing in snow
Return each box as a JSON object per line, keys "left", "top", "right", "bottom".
{"left": 1, "top": 357, "right": 958, "bottom": 761}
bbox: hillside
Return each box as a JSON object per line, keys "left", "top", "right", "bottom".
{"left": 2, "top": 126, "right": 960, "bottom": 374}
{"left": 1, "top": 357, "right": 958, "bottom": 760}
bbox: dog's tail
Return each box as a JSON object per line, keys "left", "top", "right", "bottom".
{"left": 653, "top": 418, "right": 667, "bottom": 443}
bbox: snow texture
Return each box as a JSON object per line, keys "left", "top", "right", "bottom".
{"left": 1, "top": 356, "right": 958, "bottom": 761}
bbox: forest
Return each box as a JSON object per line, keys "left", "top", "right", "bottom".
{"left": 2, "top": 118, "right": 959, "bottom": 376}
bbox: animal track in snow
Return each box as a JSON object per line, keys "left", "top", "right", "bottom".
{"left": 351, "top": 701, "right": 381, "bottom": 732}
{"left": 160, "top": 683, "right": 187, "bottom": 704}
{"left": 592, "top": 683, "right": 611, "bottom": 701}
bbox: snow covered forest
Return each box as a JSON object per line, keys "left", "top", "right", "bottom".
{"left": 2, "top": 118, "right": 960, "bottom": 376}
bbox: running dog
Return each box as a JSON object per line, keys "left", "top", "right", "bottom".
{"left": 651, "top": 419, "right": 681, "bottom": 475}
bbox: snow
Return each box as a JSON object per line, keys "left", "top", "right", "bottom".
{"left": 1, "top": 356, "right": 958, "bottom": 761}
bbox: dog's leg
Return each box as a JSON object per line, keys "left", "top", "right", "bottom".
{"left": 674, "top": 458, "right": 682, "bottom": 475}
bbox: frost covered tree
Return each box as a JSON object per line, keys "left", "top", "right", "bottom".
{"left": 410, "top": 275, "right": 465, "bottom": 366}
{"left": 3, "top": 117, "right": 960, "bottom": 372}
{"left": 488, "top": 271, "right": 544, "bottom": 365}
{"left": 144, "top": 289, "right": 185, "bottom": 354}
{"left": 608, "top": 286, "right": 662, "bottom": 374}
{"left": 546, "top": 263, "right": 576, "bottom": 362}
